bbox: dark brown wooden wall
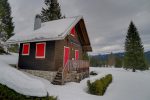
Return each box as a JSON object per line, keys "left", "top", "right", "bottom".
{"left": 68, "top": 26, "right": 83, "bottom": 60}
{"left": 54, "top": 40, "right": 65, "bottom": 69}
{"left": 18, "top": 22, "right": 88, "bottom": 71}
{"left": 67, "top": 36, "right": 83, "bottom": 60}
{"left": 54, "top": 37, "right": 83, "bottom": 70}
{"left": 18, "top": 41, "right": 56, "bottom": 71}
{"left": 54, "top": 27, "right": 84, "bottom": 69}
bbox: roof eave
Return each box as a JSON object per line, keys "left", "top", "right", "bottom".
{"left": 6, "top": 36, "right": 64, "bottom": 44}
{"left": 6, "top": 16, "right": 83, "bottom": 44}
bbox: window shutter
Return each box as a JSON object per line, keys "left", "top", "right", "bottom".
{"left": 70, "top": 27, "right": 76, "bottom": 36}
{"left": 36, "top": 42, "right": 46, "bottom": 58}
{"left": 22, "top": 43, "right": 30, "bottom": 55}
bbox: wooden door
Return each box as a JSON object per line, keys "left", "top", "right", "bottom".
{"left": 63, "top": 46, "right": 70, "bottom": 67}
{"left": 75, "top": 50, "right": 79, "bottom": 60}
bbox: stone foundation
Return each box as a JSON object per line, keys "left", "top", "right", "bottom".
{"left": 20, "top": 69, "right": 89, "bottom": 84}
{"left": 65, "top": 71, "right": 89, "bottom": 82}
{"left": 21, "top": 69, "right": 57, "bottom": 82}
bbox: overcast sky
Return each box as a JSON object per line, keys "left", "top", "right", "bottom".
{"left": 8, "top": 0, "right": 150, "bottom": 54}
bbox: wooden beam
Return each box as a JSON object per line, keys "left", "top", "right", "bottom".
{"left": 79, "top": 20, "right": 90, "bottom": 45}
{"left": 83, "top": 45, "right": 92, "bottom": 51}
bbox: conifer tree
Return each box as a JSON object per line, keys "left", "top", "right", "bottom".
{"left": 124, "top": 21, "right": 147, "bottom": 72}
{"left": 0, "top": 0, "right": 14, "bottom": 53}
{"left": 0, "top": 0, "right": 14, "bottom": 41}
{"left": 40, "top": 0, "right": 63, "bottom": 22}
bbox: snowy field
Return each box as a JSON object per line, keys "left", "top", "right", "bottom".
{"left": 0, "top": 54, "right": 150, "bottom": 100}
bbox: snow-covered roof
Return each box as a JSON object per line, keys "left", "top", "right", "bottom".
{"left": 7, "top": 16, "right": 83, "bottom": 44}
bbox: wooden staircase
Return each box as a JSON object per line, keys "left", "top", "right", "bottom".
{"left": 52, "top": 69, "right": 64, "bottom": 85}
{"left": 52, "top": 60, "right": 89, "bottom": 85}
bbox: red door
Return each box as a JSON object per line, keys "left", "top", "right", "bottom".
{"left": 63, "top": 46, "right": 70, "bottom": 67}
{"left": 75, "top": 50, "right": 79, "bottom": 60}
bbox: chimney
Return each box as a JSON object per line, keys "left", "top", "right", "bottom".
{"left": 34, "top": 14, "right": 41, "bottom": 30}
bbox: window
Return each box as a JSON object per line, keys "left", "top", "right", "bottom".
{"left": 22, "top": 43, "right": 30, "bottom": 55}
{"left": 35, "top": 42, "right": 46, "bottom": 58}
{"left": 70, "top": 27, "right": 76, "bottom": 36}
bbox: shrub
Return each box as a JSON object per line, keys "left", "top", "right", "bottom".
{"left": 0, "top": 46, "right": 7, "bottom": 54}
{"left": 87, "top": 74, "right": 112, "bottom": 96}
{"left": 90, "top": 71, "right": 98, "bottom": 76}
{"left": 0, "top": 83, "right": 57, "bottom": 100}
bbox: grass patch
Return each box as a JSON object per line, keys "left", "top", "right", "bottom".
{"left": 87, "top": 74, "right": 113, "bottom": 96}
{"left": 0, "top": 83, "right": 57, "bottom": 100}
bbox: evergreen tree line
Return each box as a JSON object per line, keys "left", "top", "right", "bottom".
{"left": 0, "top": 0, "right": 14, "bottom": 41}
{"left": 90, "top": 21, "right": 148, "bottom": 72}
{"left": 90, "top": 51, "right": 148, "bottom": 70}
{"left": 89, "top": 53, "right": 123, "bottom": 68}
{"left": 0, "top": 0, "right": 15, "bottom": 53}
{"left": 144, "top": 51, "right": 150, "bottom": 67}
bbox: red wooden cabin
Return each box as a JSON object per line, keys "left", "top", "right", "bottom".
{"left": 7, "top": 16, "right": 92, "bottom": 85}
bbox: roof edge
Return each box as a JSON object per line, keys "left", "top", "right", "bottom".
{"left": 6, "top": 16, "right": 83, "bottom": 44}
{"left": 58, "top": 16, "right": 83, "bottom": 40}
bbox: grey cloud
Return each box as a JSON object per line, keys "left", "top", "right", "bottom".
{"left": 8, "top": 0, "right": 150, "bottom": 54}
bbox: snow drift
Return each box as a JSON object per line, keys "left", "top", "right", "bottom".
{"left": 0, "top": 60, "right": 47, "bottom": 97}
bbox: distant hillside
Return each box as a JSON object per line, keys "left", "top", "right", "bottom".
{"left": 91, "top": 51, "right": 150, "bottom": 66}
{"left": 94, "top": 51, "right": 150, "bottom": 62}
{"left": 144, "top": 51, "right": 150, "bottom": 64}
{"left": 92, "top": 52, "right": 124, "bottom": 61}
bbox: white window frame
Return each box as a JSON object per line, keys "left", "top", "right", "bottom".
{"left": 22, "top": 43, "right": 30, "bottom": 56}
{"left": 35, "top": 42, "right": 46, "bottom": 59}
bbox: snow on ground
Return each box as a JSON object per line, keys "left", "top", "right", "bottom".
{"left": 40, "top": 67, "right": 150, "bottom": 100}
{"left": 0, "top": 54, "right": 150, "bottom": 100}
{"left": 0, "top": 54, "right": 47, "bottom": 97}
{"left": 0, "top": 53, "right": 18, "bottom": 65}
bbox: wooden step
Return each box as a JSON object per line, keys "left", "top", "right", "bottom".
{"left": 57, "top": 72, "right": 62, "bottom": 74}
{"left": 52, "top": 80, "right": 63, "bottom": 85}
{"left": 51, "top": 82, "right": 62, "bottom": 85}
{"left": 53, "top": 79, "right": 62, "bottom": 82}
{"left": 56, "top": 74, "right": 62, "bottom": 77}
{"left": 52, "top": 70, "right": 63, "bottom": 85}
{"left": 54, "top": 76, "right": 62, "bottom": 80}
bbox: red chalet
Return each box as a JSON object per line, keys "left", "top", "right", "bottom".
{"left": 7, "top": 15, "right": 92, "bottom": 85}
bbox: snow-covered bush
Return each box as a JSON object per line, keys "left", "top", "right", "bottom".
{"left": 87, "top": 74, "right": 112, "bottom": 96}
{"left": 0, "top": 46, "right": 6, "bottom": 54}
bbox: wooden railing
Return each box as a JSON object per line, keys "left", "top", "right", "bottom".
{"left": 62, "top": 60, "right": 89, "bottom": 83}
{"left": 67, "top": 60, "right": 89, "bottom": 72}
